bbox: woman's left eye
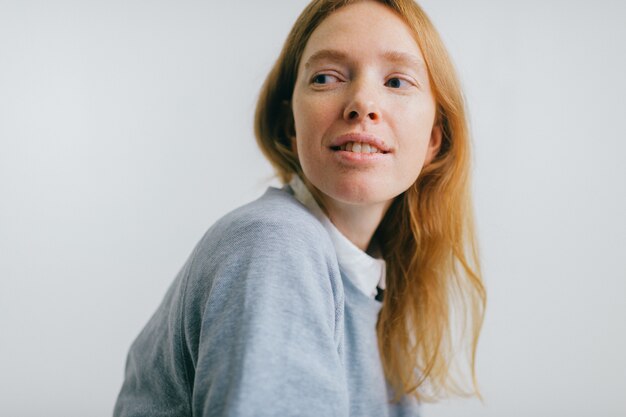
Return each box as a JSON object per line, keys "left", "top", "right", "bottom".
{"left": 385, "top": 77, "right": 412, "bottom": 89}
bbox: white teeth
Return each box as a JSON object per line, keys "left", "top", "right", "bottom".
{"left": 340, "top": 141, "right": 381, "bottom": 153}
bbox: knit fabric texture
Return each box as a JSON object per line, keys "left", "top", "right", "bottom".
{"left": 113, "top": 186, "right": 420, "bottom": 416}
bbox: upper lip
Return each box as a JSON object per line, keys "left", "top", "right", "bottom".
{"left": 329, "top": 133, "right": 391, "bottom": 153}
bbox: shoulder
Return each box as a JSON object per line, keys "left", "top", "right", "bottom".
{"left": 201, "top": 186, "right": 333, "bottom": 257}
{"left": 180, "top": 187, "right": 339, "bottom": 292}
{"left": 181, "top": 186, "right": 343, "bottom": 322}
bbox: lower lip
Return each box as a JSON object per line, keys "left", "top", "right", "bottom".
{"left": 331, "top": 149, "right": 388, "bottom": 164}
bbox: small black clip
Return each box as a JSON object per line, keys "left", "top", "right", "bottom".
{"left": 375, "top": 286, "right": 384, "bottom": 302}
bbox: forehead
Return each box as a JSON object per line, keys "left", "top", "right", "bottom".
{"left": 300, "top": 1, "right": 425, "bottom": 67}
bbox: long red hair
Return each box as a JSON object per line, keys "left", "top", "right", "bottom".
{"left": 254, "top": 0, "right": 486, "bottom": 402}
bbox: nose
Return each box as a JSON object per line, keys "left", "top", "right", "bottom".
{"left": 342, "top": 79, "right": 381, "bottom": 123}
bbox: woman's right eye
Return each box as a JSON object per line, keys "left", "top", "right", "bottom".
{"left": 312, "top": 74, "right": 340, "bottom": 85}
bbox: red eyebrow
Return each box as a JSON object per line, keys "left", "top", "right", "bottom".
{"left": 304, "top": 49, "right": 349, "bottom": 68}
{"left": 304, "top": 49, "right": 426, "bottom": 73}
{"left": 381, "top": 50, "right": 426, "bottom": 72}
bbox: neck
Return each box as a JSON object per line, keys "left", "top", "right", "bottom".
{"left": 322, "top": 198, "right": 389, "bottom": 252}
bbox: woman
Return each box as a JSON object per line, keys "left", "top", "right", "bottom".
{"left": 114, "top": 0, "right": 486, "bottom": 416}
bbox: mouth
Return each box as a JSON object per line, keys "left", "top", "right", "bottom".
{"left": 329, "top": 133, "right": 391, "bottom": 154}
{"left": 330, "top": 141, "right": 389, "bottom": 154}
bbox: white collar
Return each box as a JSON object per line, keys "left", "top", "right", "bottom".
{"left": 289, "top": 176, "right": 386, "bottom": 299}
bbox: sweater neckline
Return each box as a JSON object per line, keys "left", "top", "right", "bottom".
{"left": 285, "top": 177, "right": 386, "bottom": 301}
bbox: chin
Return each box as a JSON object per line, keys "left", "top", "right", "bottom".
{"left": 323, "top": 179, "right": 399, "bottom": 208}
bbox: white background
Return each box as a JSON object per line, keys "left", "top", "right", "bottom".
{"left": 1, "top": 1, "right": 625, "bottom": 416}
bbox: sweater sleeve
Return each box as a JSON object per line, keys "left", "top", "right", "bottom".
{"left": 185, "top": 213, "right": 349, "bottom": 417}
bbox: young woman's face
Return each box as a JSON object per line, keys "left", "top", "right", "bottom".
{"left": 291, "top": 1, "right": 441, "bottom": 213}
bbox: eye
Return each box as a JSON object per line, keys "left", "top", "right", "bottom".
{"left": 385, "top": 77, "right": 412, "bottom": 89}
{"left": 311, "top": 73, "right": 341, "bottom": 85}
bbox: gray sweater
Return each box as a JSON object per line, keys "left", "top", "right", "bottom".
{"left": 114, "top": 186, "right": 420, "bottom": 416}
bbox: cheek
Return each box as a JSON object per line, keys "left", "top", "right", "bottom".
{"left": 294, "top": 96, "right": 334, "bottom": 134}
{"left": 393, "top": 105, "right": 436, "bottom": 165}
{"left": 293, "top": 97, "right": 339, "bottom": 160}
{"left": 292, "top": 101, "right": 317, "bottom": 160}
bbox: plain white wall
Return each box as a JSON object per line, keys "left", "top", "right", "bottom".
{"left": 0, "top": 1, "right": 624, "bottom": 416}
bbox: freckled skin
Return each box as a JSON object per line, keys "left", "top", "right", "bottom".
{"left": 291, "top": 1, "right": 441, "bottom": 226}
